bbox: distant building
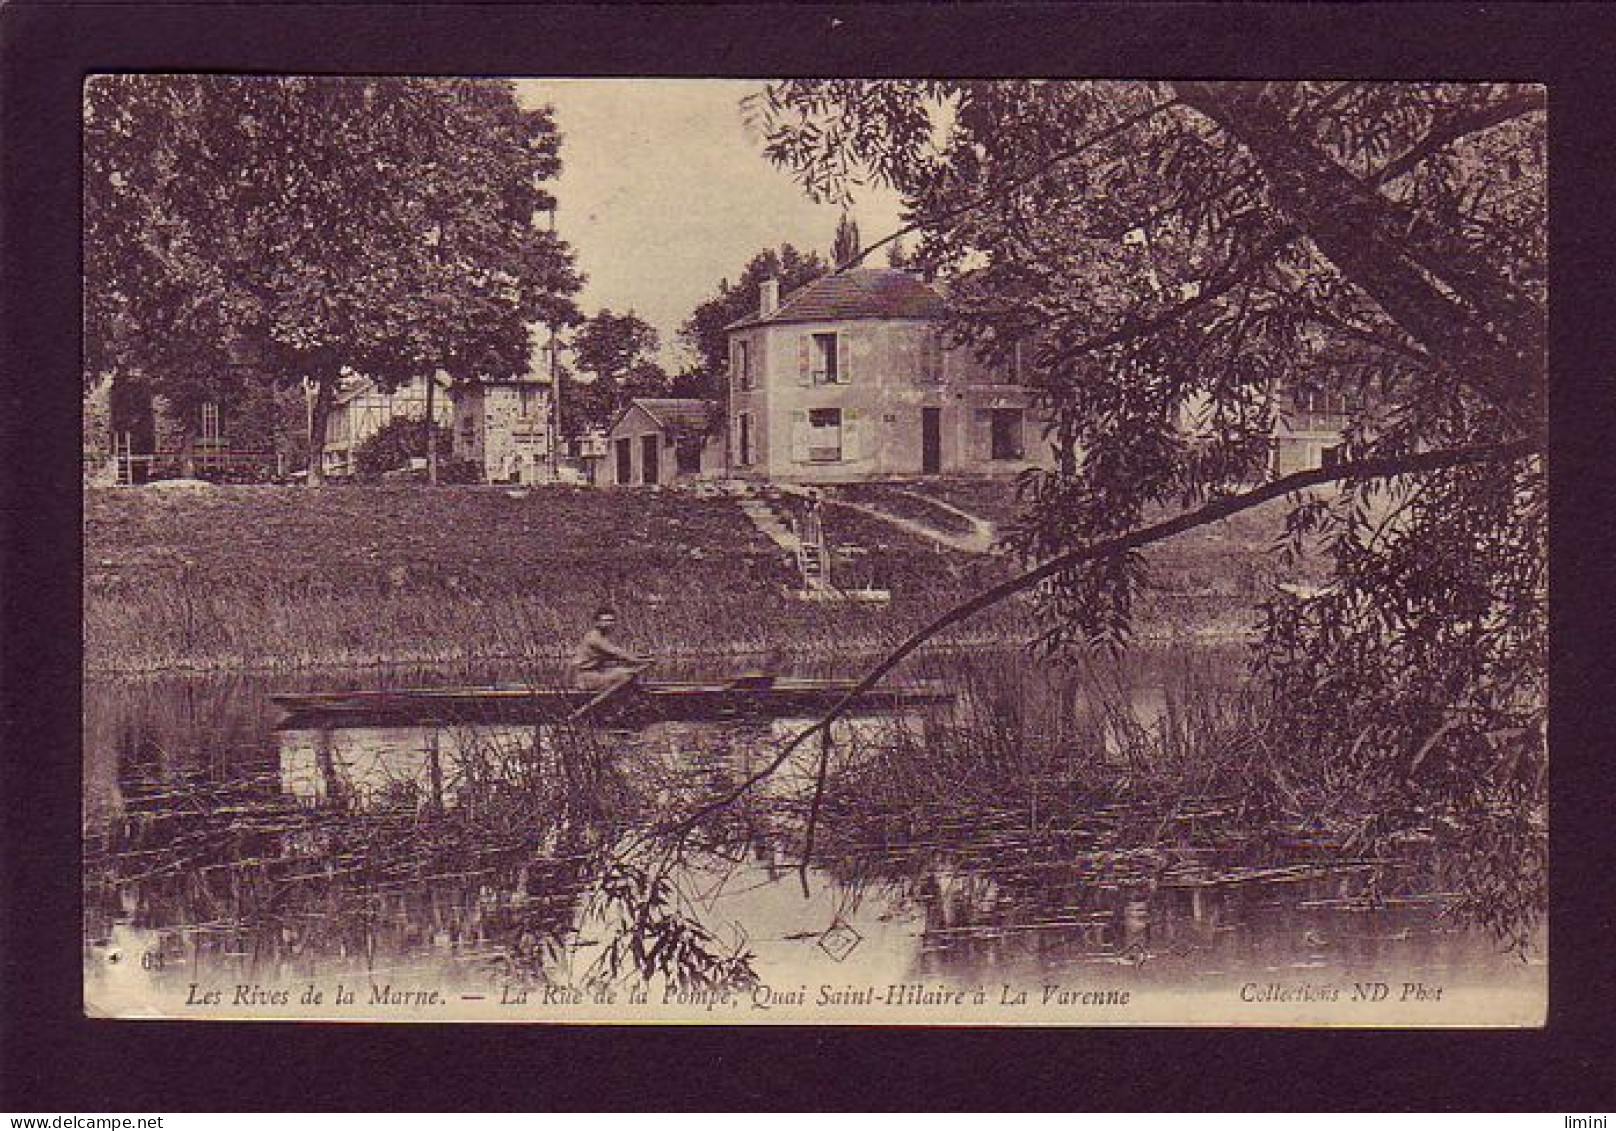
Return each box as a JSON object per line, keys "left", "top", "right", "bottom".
{"left": 321, "top": 372, "right": 454, "bottom": 479}
{"left": 451, "top": 376, "right": 553, "bottom": 484}
{"left": 84, "top": 370, "right": 292, "bottom": 484}
{"left": 572, "top": 428, "right": 610, "bottom": 485}
{"left": 722, "top": 268, "right": 1050, "bottom": 483}
{"left": 1270, "top": 384, "right": 1352, "bottom": 477}
{"left": 605, "top": 398, "right": 722, "bottom": 486}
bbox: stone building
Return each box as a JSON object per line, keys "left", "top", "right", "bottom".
{"left": 1270, "top": 384, "right": 1352, "bottom": 477}
{"left": 722, "top": 268, "right": 1050, "bottom": 483}
{"left": 451, "top": 376, "right": 554, "bottom": 484}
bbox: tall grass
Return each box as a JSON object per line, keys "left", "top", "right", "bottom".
{"left": 817, "top": 646, "right": 1311, "bottom": 854}
{"left": 85, "top": 571, "right": 1062, "bottom": 674}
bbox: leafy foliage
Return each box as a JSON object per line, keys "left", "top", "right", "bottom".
{"left": 754, "top": 79, "right": 1547, "bottom": 947}
{"left": 586, "top": 852, "right": 759, "bottom": 993}
{"left": 85, "top": 76, "right": 582, "bottom": 482}
{"left": 831, "top": 212, "right": 862, "bottom": 267}
{"left": 677, "top": 243, "right": 829, "bottom": 403}
{"left": 353, "top": 417, "right": 453, "bottom": 477}
{"left": 567, "top": 309, "right": 668, "bottom": 432}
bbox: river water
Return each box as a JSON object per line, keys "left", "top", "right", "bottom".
{"left": 82, "top": 651, "right": 1544, "bottom": 1025}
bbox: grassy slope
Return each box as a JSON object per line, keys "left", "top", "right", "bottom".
{"left": 824, "top": 483, "right": 981, "bottom": 538}
{"left": 876, "top": 477, "right": 1316, "bottom": 598}
{"left": 86, "top": 483, "right": 794, "bottom": 596}
{"left": 85, "top": 484, "right": 989, "bottom": 673}
{"left": 85, "top": 479, "right": 1308, "bottom": 674}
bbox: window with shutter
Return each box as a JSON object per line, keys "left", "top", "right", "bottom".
{"left": 807, "top": 408, "right": 842, "bottom": 462}
{"left": 810, "top": 333, "right": 838, "bottom": 384}
{"left": 921, "top": 332, "right": 941, "bottom": 384}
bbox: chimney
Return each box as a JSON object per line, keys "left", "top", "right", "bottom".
{"left": 759, "top": 277, "right": 780, "bottom": 317}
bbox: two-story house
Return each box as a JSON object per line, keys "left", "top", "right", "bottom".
{"left": 451, "top": 376, "right": 554, "bottom": 484}
{"left": 722, "top": 268, "right": 1050, "bottom": 483}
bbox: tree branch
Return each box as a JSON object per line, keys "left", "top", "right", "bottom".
{"left": 663, "top": 435, "right": 1542, "bottom": 843}
{"left": 841, "top": 96, "right": 1184, "bottom": 277}
{"left": 1369, "top": 90, "right": 1546, "bottom": 188}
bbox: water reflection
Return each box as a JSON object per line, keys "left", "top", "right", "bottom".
{"left": 83, "top": 654, "right": 1541, "bottom": 1019}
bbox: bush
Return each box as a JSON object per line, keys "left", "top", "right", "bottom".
{"left": 354, "top": 417, "right": 454, "bottom": 477}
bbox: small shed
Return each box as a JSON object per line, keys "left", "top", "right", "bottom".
{"left": 605, "top": 398, "right": 720, "bottom": 486}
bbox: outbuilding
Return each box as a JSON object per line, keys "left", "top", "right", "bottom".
{"left": 605, "top": 397, "right": 722, "bottom": 486}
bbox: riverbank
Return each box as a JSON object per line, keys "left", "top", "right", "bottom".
{"left": 84, "top": 482, "right": 1293, "bottom": 675}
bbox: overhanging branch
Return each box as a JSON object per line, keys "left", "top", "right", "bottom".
{"left": 662, "top": 435, "right": 1542, "bottom": 843}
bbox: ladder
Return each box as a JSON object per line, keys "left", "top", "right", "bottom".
{"left": 114, "top": 432, "right": 134, "bottom": 486}
{"left": 797, "top": 538, "right": 831, "bottom": 590}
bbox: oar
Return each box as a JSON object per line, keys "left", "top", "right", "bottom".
{"left": 567, "top": 661, "right": 653, "bottom": 723}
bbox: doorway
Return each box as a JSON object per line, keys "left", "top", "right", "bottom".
{"left": 615, "top": 437, "right": 632, "bottom": 485}
{"left": 922, "top": 407, "right": 942, "bottom": 474}
{"left": 641, "top": 434, "right": 660, "bottom": 485}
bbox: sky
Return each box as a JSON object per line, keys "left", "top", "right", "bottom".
{"left": 515, "top": 79, "right": 908, "bottom": 368}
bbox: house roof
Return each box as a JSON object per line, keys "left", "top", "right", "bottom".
{"left": 331, "top": 372, "right": 453, "bottom": 406}
{"left": 725, "top": 267, "right": 947, "bottom": 331}
{"left": 613, "top": 397, "right": 712, "bottom": 439}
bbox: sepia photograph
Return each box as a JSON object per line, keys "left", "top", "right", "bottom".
{"left": 80, "top": 75, "right": 1547, "bottom": 1026}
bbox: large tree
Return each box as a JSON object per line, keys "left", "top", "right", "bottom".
{"left": 567, "top": 309, "right": 668, "bottom": 430}
{"left": 755, "top": 80, "right": 1546, "bottom": 944}
{"left": 677, "top": 244, "right": 828, "bottom": 403}
{"left": 85, "top": 75, "right": 582, "bottom": 484}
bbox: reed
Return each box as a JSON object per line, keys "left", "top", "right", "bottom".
{"left": 818, "top": 646, "right": 1307, "bottom": 851}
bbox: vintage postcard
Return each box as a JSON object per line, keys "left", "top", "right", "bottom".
{"left": 82, "top": 76, "right": 1545, "bottom": 1025}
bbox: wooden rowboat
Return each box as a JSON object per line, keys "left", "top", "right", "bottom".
{"left": 270, "top": 677, "right": 954, "bottom": 730}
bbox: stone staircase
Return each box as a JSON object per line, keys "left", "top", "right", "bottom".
{"left": 734, "top": 489, "right": 834, "bottom": 592}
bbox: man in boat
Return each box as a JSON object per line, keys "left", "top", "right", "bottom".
{"left": 572, "top": 604, "right": 652, "bottom": 697}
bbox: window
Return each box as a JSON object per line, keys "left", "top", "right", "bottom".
{"left": 920, "top": 331, "right": 944, "bottom": 384}
{"left": 519, "top": 386, "right": 543, "bottom": 418}
{"left": 990, "top": 409, "right": 1024, "bottom": 461}
{"left": 812, "top": 333, "right": 839, "bottom": 384}
{"left": 808, "top": 407, "right": 843, "bottom": 462}
{"left": 1321, "top": 443, "right": 1346, "bottom": 470}
{"left": 737, "top": 413, "right": 751, "bottom": 466}
{"left": 675, "top": 437, "right": 702, "bottom": 475}
{"left": 1293, "top": 386, "right": 1351, "bottom": 429}
{"left": 733, "top": 340, "right": 752, "bottom": 392}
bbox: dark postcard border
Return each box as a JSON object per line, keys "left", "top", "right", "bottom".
{"left": 3, "top": 1, "right": 1614, "bottom": 1113}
